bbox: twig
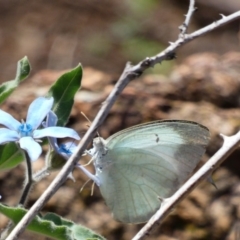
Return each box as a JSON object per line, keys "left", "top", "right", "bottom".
{"left": 132, "top": 133, "right": 240, "bottom": 240}
{"left": 179, "top": 0, "right": 196, "bottom": 37}
{"left": 5, "top": 8, "right": 240, "bottom": 240}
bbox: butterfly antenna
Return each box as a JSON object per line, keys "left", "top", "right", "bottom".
{"left": 80, "top": 180, "right": 95, "bottom": 196}
{"left": 82, "top": 156, "right": 94, "bottom": 167}
{"left": 79, "top": 179, "right": 91, "bottom": 193}
{"left": 81, "top": 111, "right": 100, "bottom": 137}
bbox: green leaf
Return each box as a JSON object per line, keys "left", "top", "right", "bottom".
{"left": 0, "top": 204, "right": 106, "bottom": 240}
{"left": 47, "top": 64, "right": 82, "bottom": 126}
{"left": 0, "top": 56, "right": 30, "bottom": 104}
{"left": 0, "top": 143, "right": 24, "bottom": 171}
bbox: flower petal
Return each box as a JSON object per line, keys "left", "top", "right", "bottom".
{"left": 19, "top": 137, "right": 42, "bottom": 161}
{"left": 61, "top": 141, "right": 77, "bottom": 154}
{"left": 42, "top": 111, "right": 59, "bottom": 152}
{"left": 33, "top": 127, "right": 80, "bottom": 140}
{"left": 0, "top": 128, "right": 19, "bottom": 144}
{"left": 46, "top": 111, "right": 58, "bottom": 127}
{"left": 0, "top": 110, "right": 21, "bottom": 131}
{"left": 26, "top": 97, "right": 54, "bottom": 130}
{"left": 44, "top": 111, "right": 59, "bottom": 151}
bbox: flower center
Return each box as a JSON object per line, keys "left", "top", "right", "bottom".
{"left": 18, "top": 123, "right": 33, "bottom": 137}
{"left": 59, "top": 144, "right": 72, "bottom": 156}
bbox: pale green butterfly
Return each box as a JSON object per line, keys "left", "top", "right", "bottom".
{"left": 89, "top": 120, "right": 210, "bottom": 224}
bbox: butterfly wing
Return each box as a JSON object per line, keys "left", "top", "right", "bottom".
{"left": 96, "top": 147, "right": 180, "bottom": 223}
{"left": 95, "top": 120, "right": 210, "bottom": 223}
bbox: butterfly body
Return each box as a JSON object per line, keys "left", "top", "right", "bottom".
{"left": 91, "top": 120, "right": 210, "bottom": 223}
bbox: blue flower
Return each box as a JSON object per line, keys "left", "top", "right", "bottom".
{"left": 58, "top": 142, "right": 78, "bottom": 158}
{"left": 44, "top": 111, "right": 78, "bottom": 160}
{"left": 45, "top": 111, "right": 100, "bottom": 186}
{"left": 0, "top": 97, "right": 80, "bottom": 161}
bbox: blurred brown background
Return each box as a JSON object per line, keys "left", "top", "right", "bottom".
{"left": 1, "top": 0, "right": 240, "bottom": 240}
{"left": 0, "top": 0, "right": 239, "bottom": 81}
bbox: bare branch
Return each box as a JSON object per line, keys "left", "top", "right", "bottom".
{"left": 5, "top": 9, "right": 240, "bottom": 240}
{"left": 179, "top": 0, "right": 196, "bottom": 37}
{"left": 186, "top": 11, "right": 240, "bottom": 41}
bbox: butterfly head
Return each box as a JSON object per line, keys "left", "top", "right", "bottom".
{"left": 91, "top": 137, "right": 110, "bottom": 172}
{"left": 93, "top": 137, "right": 108, "bottom": 154}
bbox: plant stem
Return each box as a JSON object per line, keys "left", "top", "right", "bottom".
{"left": 18, "top": 150, "right": 33, "bottom": 206}
{"left": 33, "top": 167, "right": 50, "bottom": 182}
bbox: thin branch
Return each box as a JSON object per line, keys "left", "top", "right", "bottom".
{"left": 185, "top": 11, "right": 240, "bottom": 40}
{"left": 140, "top": 10, "right": 240, "bottom": 69}
{"left": 179, "top": 0, "right": 196, "bottom": 37}
{"left": 132, "top": 132, "right": 240, "bottom": 240}
{"left": 5, "top": 9, "right": 240, "bottom": 240}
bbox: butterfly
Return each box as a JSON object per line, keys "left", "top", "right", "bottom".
{"left": 89, "top": 120, "right": 210, "bottom": 224}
